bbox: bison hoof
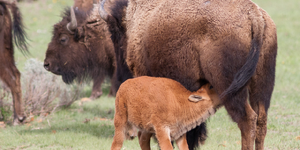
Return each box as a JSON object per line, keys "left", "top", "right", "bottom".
{"left": 18, "top": 116, "right": 26, "bottom": 122}
{"left": 90, "top": 91, "right": 103, "bottom": 100}
{"left": 12, "top": 116, "right": 27, "bottom": 126}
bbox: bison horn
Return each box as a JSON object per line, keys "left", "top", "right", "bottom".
{"left": 99, "top": 0, "right": 108, "bottom": 22}
{"left": 67, "top": 6, "right": 77, "bottom": 34}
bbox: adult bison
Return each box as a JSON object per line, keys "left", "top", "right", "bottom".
{"left": 100, "top": 0, "right": 277, "bottom": 149}
{"left": 44, "top": 3, "right": 119, "bottom": 99}
{"left": 0, "top": 0, "right": 28, "bottom": 124}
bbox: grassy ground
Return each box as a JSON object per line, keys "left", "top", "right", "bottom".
{"left": 0, "top": 0, "right": 299, "bottom": 149}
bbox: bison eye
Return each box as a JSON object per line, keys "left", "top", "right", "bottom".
{"left": 59, "top": 34, "right": 69, "bottom": 45}
{"left": 209, "top": 85, "right": 213, "bottom": 89}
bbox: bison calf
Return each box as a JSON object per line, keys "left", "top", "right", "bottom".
{"left": 112, "top": 76, "right": 220, "bottom": 150}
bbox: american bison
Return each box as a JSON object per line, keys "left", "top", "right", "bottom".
{"left": 112, "top": 76, "right": 220, "bottom": 150}
{"left": 100, "top": 0, "right": 277, "bottom": 149}
{"left": 44, "top": 3, "right": 119, "bottom": 99}
{"left": 0, "top": 0, "right": 28, "bottom": 124}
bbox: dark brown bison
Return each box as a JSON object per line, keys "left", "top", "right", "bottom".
{"left": 100, "top": 0, "right": 277, "bottom": 149}
{"left": 0, "top": 0, "right": 28, "bottom": 124}
{"left": 44, "top": 3, "right": 119, "bottom": 99}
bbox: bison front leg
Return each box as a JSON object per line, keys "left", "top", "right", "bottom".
{"left": 1, "top": 65, "right": 26, "bottom": 125}
{"left": 237, "top": 101, "right": 258, "bottom": 150}
{"left": 108, "top": 71, "right": 120, "bottom": 97}
{"left": 90, "top": 75, "right": 105, "bottom": 99}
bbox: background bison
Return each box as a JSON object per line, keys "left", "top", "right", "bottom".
{"left": 100, "top": 0, "right": 277, "bottom": 149}
{"left": 44, "top": 2, "right": 119, "bottom": 99}
{"left": 0, "top": 0, "right": 28, "bottom": 124}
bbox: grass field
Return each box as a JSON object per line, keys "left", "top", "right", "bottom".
{"left": 0, "top": 0, "right": 300, "bottom": 149}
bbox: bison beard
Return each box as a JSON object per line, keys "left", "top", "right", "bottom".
{"left": 61, "top": 72, "right": 77, "bottom": 84}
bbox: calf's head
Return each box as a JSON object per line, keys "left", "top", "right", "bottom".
{"left": 189, "top": 84, "right": 221, "bottom": 107}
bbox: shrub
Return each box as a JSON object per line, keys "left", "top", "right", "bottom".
{"left": 0, "top": 59, "right": 85, "bottom": 121}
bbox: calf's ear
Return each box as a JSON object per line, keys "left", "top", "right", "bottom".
{"left": 189, "top": 95, "right": 203, "bottom": 102}
{"left": 189, "top": 94, "right": 210, "bottom": 102}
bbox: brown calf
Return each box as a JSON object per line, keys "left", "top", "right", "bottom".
{"left": 111, "top": 76, "right": 220, "bottom": 150}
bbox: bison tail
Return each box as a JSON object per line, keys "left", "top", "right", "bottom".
{"left": 10, "top": 1, "right": 29, "bottom": 54}
{"left": 220, "top": 8, "right": 264, "bottom": 98}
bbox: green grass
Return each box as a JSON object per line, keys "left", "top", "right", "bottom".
{"left": 1, "top": 0, "right": 300, "bottom": 149}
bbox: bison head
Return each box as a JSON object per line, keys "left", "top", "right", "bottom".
{"left": 44, "top": 7, "right": 93, "bottom": 84}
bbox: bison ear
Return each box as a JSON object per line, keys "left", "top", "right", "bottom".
{"left": 188, "top": 95, "right": 203, "bottom": 102}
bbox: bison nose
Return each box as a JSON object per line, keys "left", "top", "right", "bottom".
{"left": 44, "top": 62, "right": 50, "bottom": 71}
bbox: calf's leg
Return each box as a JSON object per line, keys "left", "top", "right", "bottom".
{"left": 155, "top": 127, "right": 173, "bottom": 150}
{"left": 111, "top": 114, "right": 126, "bottom": 150}
{"left": 176, "top": 134, "right": 189, "bottom": 150}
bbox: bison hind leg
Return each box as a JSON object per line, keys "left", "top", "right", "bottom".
{"left": 0, "top": 63, "right": 26, "bottom": 125}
